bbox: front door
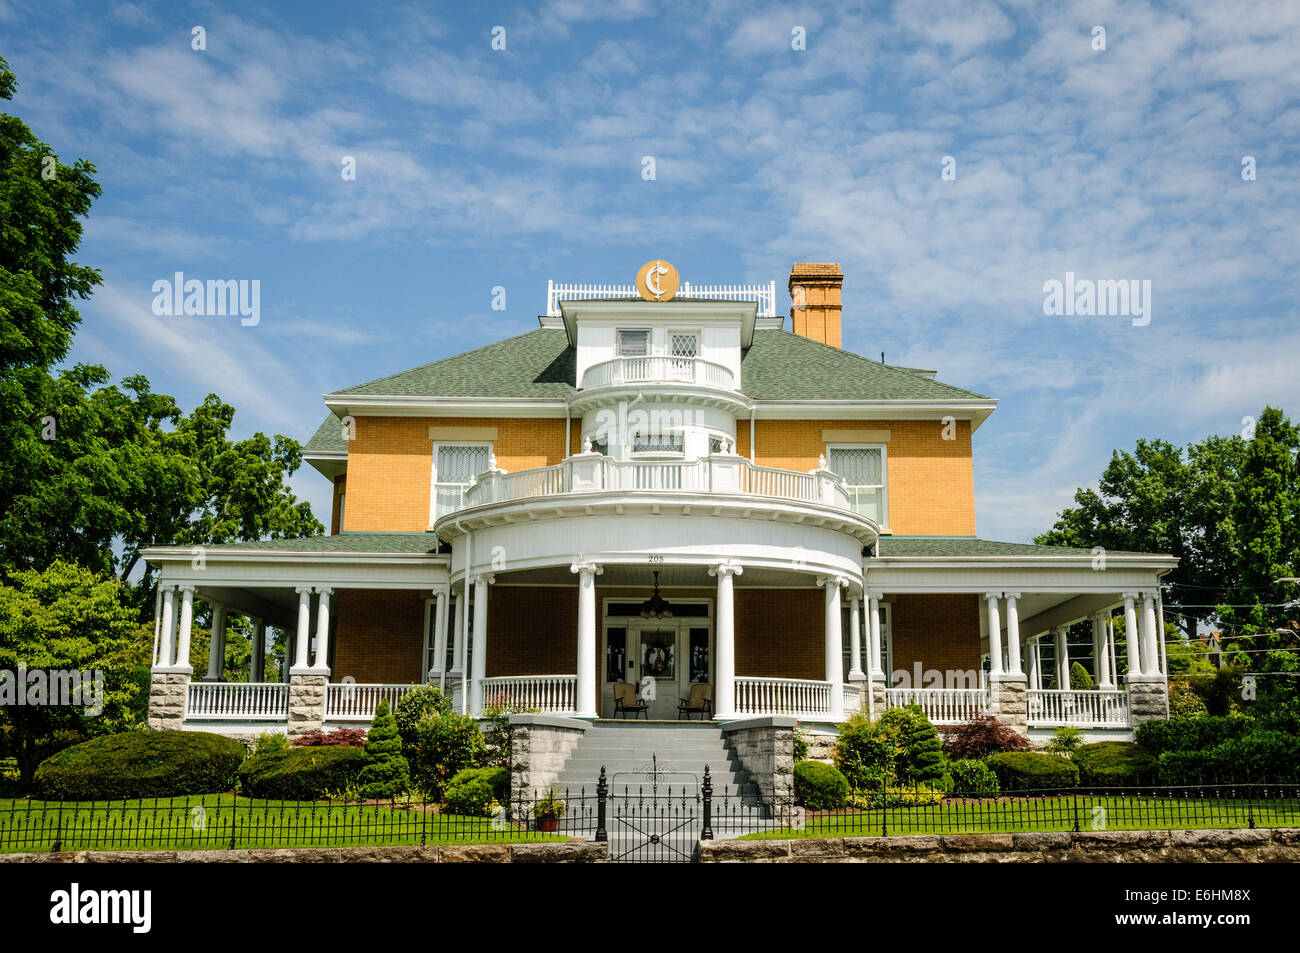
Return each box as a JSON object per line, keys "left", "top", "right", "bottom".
{"left": 630, "top": 627, "right": 680, "bottom": 720}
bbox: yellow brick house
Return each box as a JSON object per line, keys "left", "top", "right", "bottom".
{"left": 143, "top": 262, "right": 1176, "bottom": 741}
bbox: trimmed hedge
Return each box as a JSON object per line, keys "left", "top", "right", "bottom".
{"left": 1072, "top": 742, "right": 1157, "bottom": 785}
{"left": 793, "top": 760, "right": 850, "bottom": 809}
{"left": 237, "top": 746, "right": 365, "bottom": 800}
{"left": 34, "top": 731, "right": 246, "bottom": 801}
{"left": 1157, "top": 730, "right": 1300, "bottom": 785}
{"left": 947, "top": 758, "right": 1000, "bottom": 797}
{"left": 1135, "top": 715, "right": 1254, "bottom": 757}
{"left": 443, "top": 766, "right": 510, "bottom": 817}
{"left": 985, "top": 752, "right": 1079, "bottom": 791}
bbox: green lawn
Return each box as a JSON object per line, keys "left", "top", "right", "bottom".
{"left": 0, "top": 795, "right": 567, "bottom": 853}
{"left": 737, "top": 795, "right": 1300, "bottom": 840}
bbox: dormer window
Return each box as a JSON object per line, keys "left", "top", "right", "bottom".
{"left": 618, "top": 329, "right": 650, "bottom": 357}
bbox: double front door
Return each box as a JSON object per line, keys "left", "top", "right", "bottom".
{"left": 603, "top": 621, "right": 711, "bottom": 719}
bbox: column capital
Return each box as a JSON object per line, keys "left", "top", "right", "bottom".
{"left": 295, "top": 585, "right": 315, "bottom": 596}
{"left": 1003, "top": 591, "right": 1021, "bottom": 601}
{"left": 864, "top": 589, "right": 884, "bottom": 602}
{"left": 177, "top": 584, "right": 196, "bottom": 595}
{"left": 816, "top": 574, "right": 849, "bottom": 590}
{"left": 1054, "top": 624, "right": 1070, "bottom": 636}
{"left": 708, "top": 559, "right": 743, "bottom": 579}
{"left": 1139, "top": 589, "right": 1159, "bottom": 602}
{"left": 569, "top": 560, "right": 603, "bottom": 577}
{"left": 314, "top": 586, "right": 334, "bottom": 597}
{"left": 983, "top": 590, "right": 1003, "bottom": 602}
{"left": 1121, "top": 590, "right": 1140, "bottom": 603}
{"left": 469, "top": 572, "right": 496, "bottom": 586}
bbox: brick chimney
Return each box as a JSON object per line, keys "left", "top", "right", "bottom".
{"left": 788, "top": 263, "right": 843, "bottom": 348}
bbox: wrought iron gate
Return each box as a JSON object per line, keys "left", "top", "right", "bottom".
{"left": 598, "top": 758, "right": 711, "bottom": 863}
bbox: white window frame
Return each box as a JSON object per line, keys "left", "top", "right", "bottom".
{"left": 826, "top": 442, "right": 889, "bottom": 529}
{"left": 617, "top": 328, "right": 651, "bottom": 357}
{"left": 430, "top": 441, "right": 493, "bottom": 524}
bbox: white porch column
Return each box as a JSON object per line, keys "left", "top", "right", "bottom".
{"left": 848, "top": 593, "right": 865, "bottom": 680}
{"left": 470, "top": 574, "right": 492, "bottom": 714}
{"left": 204, "top": 605, "right": 227, "bottom": 681}
{"left": 866, "top": 590, "right": 885, "bottom": 678}
{"left": 251, "top": 619, "right": 266, "bottom": 682}
{"left": 157, "top": 586, "right": 177, "bottom": 668}
{"left": 1122, "top": 592, "right": 1142, "bottom": 678}
{"left": 451, "top": 589, "right": 465, "bottom": 673}
{"left": 1004, "top": 592, "right": 1022, "bottom": 676}
{"left": 173, "top": 586, "right": 195, "bottom": 672}
{"left": 709, "top": 559, "right": 743, "bottom": 719}
{"left": 1027, "top": 639, "right": 1040, "bottom": 690}
{"left": 819, "top": 575, "right": 847, "bottom": 722}
{"left": 572, "top": 560, "right": 603, "bottom": 718}
{"left": 430, "top": 589, "right": 449, "bottom": 679}
{"left": 1140, "top": 590, "right": 1161, "bottom": 676}
{"left": 1054, "top": 625, "right": 1071, "bottom": 690}
{"left": 984, "top": 592, "right": 1003, "bottom": 676}
{"left": 293, "top": 586, "right": 313, "bottom": 671}
{"left": 1094, "top": 612, "right": 1112, "bottom": 688}
{"left": 313, "top": 587, "right": 333, "bottom": 672}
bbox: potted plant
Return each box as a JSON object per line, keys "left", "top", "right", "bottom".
{"left": 533, "top": 789, "right": 566, "bottom": 832}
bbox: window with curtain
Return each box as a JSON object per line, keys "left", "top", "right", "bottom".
{"left": 433, "top": 444, "right": 491, "bottom": 518}
{"left": 827, "top": 445, "right": 887, "bottom": 524}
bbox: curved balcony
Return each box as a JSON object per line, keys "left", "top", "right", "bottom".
{"left": 580, "top": 356, "right": 737, "bottom": 392}
{"left": 459, "top": 454, "right": 852, "bottom": 512}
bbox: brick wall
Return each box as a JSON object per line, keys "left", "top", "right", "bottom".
{"left": 887, "top": 593, "right": 982, "bottom": 684}
{"left": 743, "top": 418, "right": 976, "bottom": 536}
{"left": 333, "top": 589, "right": 427, "bottom": 684}
{"left": 486, "top": 586, "right": 578, "bottom": 677}
{"left": 343, "top": 416, "right": 571, "bottom": 532}
{"left": 734, "top": 589, "right": 824, "bottom": 679}
{"left": 330, "top": 476, "right": 345, "bottom": 535}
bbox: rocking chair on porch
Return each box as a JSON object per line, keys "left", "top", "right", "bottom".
{"left": 613, "top": 682, "right": 649, "bottom": 719}
{"left": 677, "top": 683, "right": 713, "bottom": 720}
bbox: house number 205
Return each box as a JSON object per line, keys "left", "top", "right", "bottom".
{"left": 647, "top": 554, "right": 664, "bottom": 563}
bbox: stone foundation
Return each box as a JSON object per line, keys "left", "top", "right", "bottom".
{"left": 868, "top": 677, "right": 887, "bottom": 721}
{"left": 509, "top": 714, "right": 589, "bottom": 801}
{"left": 287, "top": 673, "right": 329, "bottom": 739}
{"left": 146, "top": 671, "right": 190, "bottom": 731}
{"left": 1126, "top": 675, "right": 1169, "bottom": 726}
{"left": 700, "top": 827, "right": 1300, "bottom": 863}
{"left": 721, "top": 716, "right": 796, "bottom": 803}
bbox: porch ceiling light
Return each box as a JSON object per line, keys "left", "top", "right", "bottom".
{"left": 640, "top": 571, "right": 674, "bottom": 619}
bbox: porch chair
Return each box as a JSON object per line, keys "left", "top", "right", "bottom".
{"left": 613, "top": 681, "right": 649, "bottom": 719}
{"left": 677, "top": 683, "right": 713, "bottom": 721}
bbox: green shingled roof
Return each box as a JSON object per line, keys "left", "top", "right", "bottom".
{"left": 304, "top": 414, "right": 348, "bottom": 454}
{"left": 167, "top": 533, "right": 443, "bottom": 555}
{"left": 875, "top": 537, "right": 1154, "bottom": 558}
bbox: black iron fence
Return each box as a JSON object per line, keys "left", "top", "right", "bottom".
{"left": 2, "top": 770, "right": 1297, "bottom": 857}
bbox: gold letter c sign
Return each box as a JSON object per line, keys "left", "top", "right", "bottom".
{"left": 636, "top": 260, "right": 680, "bottom": 302}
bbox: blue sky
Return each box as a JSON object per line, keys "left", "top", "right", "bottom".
{"left": 4, "top": 0, "right": 1298, "bottom": 541}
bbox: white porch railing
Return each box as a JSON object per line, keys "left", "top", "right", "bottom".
{"left": 186, "top": 682, "right": 288, "bottom": 720}
{"left": 325, "top": 683, "right": 423, "bottom": 721}
{"left": 842, "top": 683, "right": 864, "bottom": 714}
{"left": 481, "top": 675, "right": 577, "bottom": 713}
{"left": 548, "top": 280, "right": 777, "bottom": 317}
{"left": 460, "top": 456, "right": 851, "bottom": 512}
{"left": 1028, "top": 689, "right": 1130, "bottom": 728}
{"left": 884, "top": 688, "right": 990, "bottom": 725}
{"left": 735, "top": 677, "right": 835, "bottom": 720}
{"left": 581, "top": 356, "right": 736, "bottom": 391}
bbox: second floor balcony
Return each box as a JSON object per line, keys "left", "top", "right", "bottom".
{"left": 432, "top": 452, "right": 870, "bottom": 523}
{"left": 579, "top": 355, "right": 737, "bottom": 392}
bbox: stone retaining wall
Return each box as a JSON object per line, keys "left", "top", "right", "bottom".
{"left": 0, "top": 842, "right": 607, "bottom": 864}
{"left": 721, "top": 716, "right": 796, "bottom": 802}
{"left": 700, "top": 827, "right": 1300, "bottom": 863}
{"left": 509, "top": 713, "right": 589, "bottom": 800}
{"left": 146, "top": 672, "right": 189, "bottom": 731}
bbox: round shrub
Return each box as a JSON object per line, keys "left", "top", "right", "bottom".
{"left": 1073, "top": 742, "right": 1157, "bottom": 786}
{"left": 237, "top": 746, "right": 365, "bottom": 800}
{"left": 394, "top": 686, "right": 452, "bottom": 752}
{"left": 442, "top": 767, "right": 510, "bottom": 816}
{"left": 793, "top": 760, "right": 850, "bottom": 809}
{"left": 947, "top": 758, "right": 1000, "bottom": 797}
{"left": 834, "top": 711, "right": 905, "bottom": 790}
{"left": 34, "top": 730, "right": 246, "bottom": 801}
{"left": 410, "top": 712, "right": 485, "bottom": 797}
{"left": 985, "top": 752, "right": 1079, "bottom": 791}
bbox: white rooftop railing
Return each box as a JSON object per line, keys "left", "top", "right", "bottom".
{"left": 547, "top": 280, "right": 777, "bottom": 317}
